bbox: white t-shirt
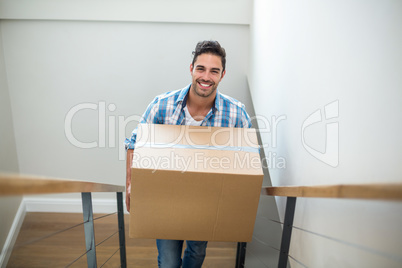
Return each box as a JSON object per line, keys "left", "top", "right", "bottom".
{"left": 184, "top": 106, "right": 203, "bottom": 126}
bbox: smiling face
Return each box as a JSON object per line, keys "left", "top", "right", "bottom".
{"left": 190, "top": 53, "right": 226, "bottom": 99}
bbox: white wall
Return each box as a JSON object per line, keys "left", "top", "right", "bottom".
{"left": 0, "top": 2, "right": 254, "bottom": 264}
{"left": 0, "top": 24, "right": 22, "bottom": 266}
{"left": 0, "top": 2, "right": 252, "bottom": 204}
{"left": 249, "top": 0, "right": 402, "bottom": 267}
{"left": 0, "top": 0, "right": 251, "bottom": 25}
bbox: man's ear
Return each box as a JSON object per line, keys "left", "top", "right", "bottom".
{"left": 220, "top": 70, "right": 226, "bottom": 80}
{"left": 190, "top": 64, "right": 194, "bottom": 73}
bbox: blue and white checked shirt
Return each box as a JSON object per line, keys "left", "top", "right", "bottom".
{"left": 125, "top": 84, "right": 252, "bottom": 150}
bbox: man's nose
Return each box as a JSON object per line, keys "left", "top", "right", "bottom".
{"left": 201, "top": 71, "right": 212, "bottom": 81}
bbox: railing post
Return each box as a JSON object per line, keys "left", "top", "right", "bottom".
{"left": 278, "top": 197, "right": 297, "bottom": 268}
{"left": 235, "top": 242, "right": 247, "bottom": 268}
{"left": 81, "top": 192, "right": 97, "bottom": 268}
{"left": 117, "top": 192, "right": 127, "bottom": 268}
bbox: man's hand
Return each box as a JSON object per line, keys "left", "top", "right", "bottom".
{"left": 126, "top": 149, "right": 134, "bottom": 212}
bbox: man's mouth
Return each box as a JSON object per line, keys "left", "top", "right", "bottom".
{"left": 197, "top": 81, "right": 213, "bottom": 89}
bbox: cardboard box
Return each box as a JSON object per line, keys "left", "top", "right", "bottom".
{"left": 129, "top": 123, "right": 263, "bottom": 242}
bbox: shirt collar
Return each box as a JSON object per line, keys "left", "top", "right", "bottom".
{"left": 177, "top": 83, "right": 221, "bottom": 112}
{"left": 176, "top": 84, "right": 191, "bottom": 106}
{"left": 214, "top": 90, "right": 221, "bottom": 111}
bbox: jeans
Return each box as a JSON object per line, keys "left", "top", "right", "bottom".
{"left": 156, "top": 239, "right": 208, "bottom": 268}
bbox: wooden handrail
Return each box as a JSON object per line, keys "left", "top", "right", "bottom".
{"left": 0, "top": 173, "right": 125, "bottom": 196}
{"left": 261, "top": 183, "right": 402, "bottom": 201}
{"left": 261, "top": 183, "right": 402, "bottom": 268}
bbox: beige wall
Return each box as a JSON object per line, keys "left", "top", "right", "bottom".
{"left": 0, "top": 22, "right": 22, "bottom": 263}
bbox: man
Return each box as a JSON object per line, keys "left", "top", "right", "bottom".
{"left": 125, "top": 40, "right": 251, "bottom": 268}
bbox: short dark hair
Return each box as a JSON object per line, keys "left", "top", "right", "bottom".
{"left": 192, "top": 40, "right": 226, "bottom": 72}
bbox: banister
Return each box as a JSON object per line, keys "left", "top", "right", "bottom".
{"left": 0, "top": 173, "right": 125, "bottom": 195}
{"left": 256, "top": 183, "right": 402, "bottom": 268}
{"left": 0, "top": 172, "right": 126, "bottom": 268}
{"left": 261, "top": 183, "right": 402, "bottom": 200}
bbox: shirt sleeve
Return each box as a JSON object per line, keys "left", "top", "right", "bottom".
{"left": 124, "top": 96, "right": 161, "bottom": 150}
{"left": 237, "top": 103, "right": 252, "bottom": 128}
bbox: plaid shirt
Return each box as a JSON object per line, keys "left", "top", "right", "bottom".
{"left": 125, "top": 84, "right": 252, "bottom": 150}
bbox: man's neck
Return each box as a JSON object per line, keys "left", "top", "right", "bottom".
{"left": 186, "top": 85, "right": 216, "bottom": 119}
